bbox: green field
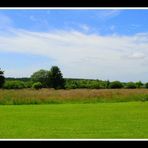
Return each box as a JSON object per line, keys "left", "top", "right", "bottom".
{"left": 0, "top": 102, "right": 148, "bottom": 138}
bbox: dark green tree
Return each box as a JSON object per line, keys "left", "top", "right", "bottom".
{"left": 106, "top": 80, "right": 110, "bottom": 89}
{"left": 0, "top": 68, "right": 5, "bottom": 88}
{"left": 136, "top": 81, "right": 143, "bottom": 88}
{"left": 126, "top": 82, "right": 136, "bottom": 89}
{"left": 50, "top": 66, "right": 65, "bottom": 89}
{"left": 109, "top": 81, "right": 123, "bottom": 89}
{"left": 31, "top": 69, "right": 49, "bottom": 88}
{"left": 145, "top": 82, "right": 148, "bottom": 88}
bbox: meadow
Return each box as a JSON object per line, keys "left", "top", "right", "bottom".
{"left": 0, "top": 88, "right": 148, "bottom": 105}
{"left": 1, "top": 89, "right": 148, "bottom": 138}
{"left": 0, "top": 102, "right": 148, "bottom": 138}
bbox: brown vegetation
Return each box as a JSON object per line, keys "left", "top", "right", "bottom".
{"left": 0, "top": 88, "right": 148, "bottom": 104}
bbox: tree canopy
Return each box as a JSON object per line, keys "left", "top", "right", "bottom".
{"left": 31, "top": 66, "right": 65, "bottom": 89}
{"left": 31, "top": 69, "right": 49, "bottom": 88}
{"left": 0, "top": 69, "right": 5, "bottom": 88}
{"left": 50, "top": 66, "right": 65, "bottom": 89}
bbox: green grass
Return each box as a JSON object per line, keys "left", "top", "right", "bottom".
{"left": 0, "top": 102, "right": 148, "bottom": 138}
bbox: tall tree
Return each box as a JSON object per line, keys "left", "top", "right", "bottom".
{"left": 136, "top": 81, "right": 143, "bottom": 88}
{"left": 50, "top": 66, "right": 65, "bottom": 89}
{"left": 31, "top": 69, "right": 49, "bottom": 88}
{"left": 0, "top": 68, "right": 5, "bottom": 88}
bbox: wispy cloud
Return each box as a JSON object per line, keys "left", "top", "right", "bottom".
{"left": 131, "top": 24, "right": 141, "bottom": 29}
{"left": 0, "top": 14, "right": 13, "bottom": 29}
{"left": 97, "top": 10, "right": 122, "bottom": 20}
{"left": 0, "top": 28, "right": 148, "bottom": 81}
{"left": 127, "top": 52, "right": 146, "bottom": 59}
{"left": 29, "top": 15, "right": 38, "bottom": 21}
{"left": 109, "top": 25, "right": 115, "bottom": 31}
{"left": 79, "top": 24, "right": 90, "bottom": 32}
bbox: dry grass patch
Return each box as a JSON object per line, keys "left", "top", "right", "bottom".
{"left": 0, "top": 89, "right": 148, "bottom": 104}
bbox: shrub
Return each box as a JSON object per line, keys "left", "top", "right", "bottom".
{"left": 109, "top": 81, "right": 123, "bottom": 89}
{"left": 89, "top": 82, "right": 100, "bottom": 89}
{"left": 24, "top": 81, "right": 34, "bottom": 88}
{"left": 126, "top": 82, "right": 136, "bottom": 89}
{"left": 32, "top": 82, "right": 42, "bottom": 90}
{"left": 3, "top": 81, "right": 25, "bottom": 89}
{"left": 65, "top": 83, "right": 77, "bottom": 89}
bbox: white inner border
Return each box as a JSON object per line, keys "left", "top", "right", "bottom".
{"left": 0, "top": 7, "right": 148, "bottom": 141}
{"left": 0, "top": 7, "right": 148, "bottom": 9}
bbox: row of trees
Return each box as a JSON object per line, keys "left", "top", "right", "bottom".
{"left": 65, "top": 79, "right": 147, "bottom": 89}
{"left": 0, "top": 66, "right": 65, "bottom": 89}
{"left": 1, "top": 66, "right": 148, "bottom": 89}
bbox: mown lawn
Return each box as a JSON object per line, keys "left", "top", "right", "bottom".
{"left": 0, "top": 102, "right": 148, "bottom": 138}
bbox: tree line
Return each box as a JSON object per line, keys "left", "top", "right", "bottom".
{"left": 0, "top": 66, "right": 65, "bottom": 89}
{"left": 1, "top": 66, "right": 148, "bottom": 89}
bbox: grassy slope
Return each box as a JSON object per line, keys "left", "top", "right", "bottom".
{"left": 0, "top": 102, "right": 148, "bottom": 138}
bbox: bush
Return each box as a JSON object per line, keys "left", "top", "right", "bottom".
{"left": 3, "top": 81, "right": 25, "bottom": 89}
{"left": 89, "top": 82, "right": 100, "bottom": 89}
{"left": 65, "top": 83, "right": 77, "bottom": 89}
{"left": 32, "top": 82, "right": 42, "bottom": 90}
{"left": 24, "top": 81, "right": 34, "bottom": 88}
{"left": 109, "top": 81, "right": 123, "bottom": 89}
{"left": 126, "top": 82, "right": 136, "bottom": 89}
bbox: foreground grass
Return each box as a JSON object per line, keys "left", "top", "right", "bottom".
{"left": 0, "top": 102, "right": 148, "bottom": 138}
{"left": 1, "top": 89, "right": 148, "bottom": 104}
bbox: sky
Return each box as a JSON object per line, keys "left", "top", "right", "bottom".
{"left": 0, "top": 9, "right": 148, "bottom": 82}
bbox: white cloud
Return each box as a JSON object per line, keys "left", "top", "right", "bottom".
{"left": 1, "top": 28, "right": 148, "bottom": 81}
{"left": 97, "top": 10, "right": 122, "bottom": 20}
{"left": 79, "top": 24, "right": 90, "bottom": 32}
{"left": 102, "top": 10, "right": 121, "bottom": 17}
{"left": 127, "top": 52, "right": 146, "bottom": 59}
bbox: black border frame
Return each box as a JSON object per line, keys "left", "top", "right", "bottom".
{"left": 0, "top": 0, "right": 148, "bottom": 144}
{"left": 0, "top": 0, "right": 148, "bottom": 7}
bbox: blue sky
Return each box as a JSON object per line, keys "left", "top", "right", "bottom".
{"left": 1, "top": 9, "right": 148, "bottom": 82}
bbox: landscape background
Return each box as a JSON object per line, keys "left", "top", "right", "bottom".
{"left": 0, "top": 9, "right": 148, "bottom": 139}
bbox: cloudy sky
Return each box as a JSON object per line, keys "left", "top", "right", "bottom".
{"left": 0, "top": 9, "right": 148, "bottom": 82}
